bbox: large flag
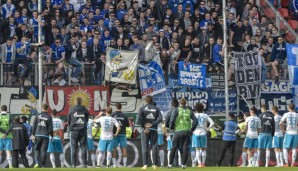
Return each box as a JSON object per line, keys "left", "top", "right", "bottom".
{"left": 138, "top": 60, "right": 166, "bottom": 97}
{"left": 105, "top": 48, "right": 138, "bottom": 84}
{"left": 234, "top": 51, "right": 261, "bottom": 99}
{"left": 286, "top": 44, "right": 298, "bottom": 109}
{"left": 177, "top": 62, "right": 206, "bottom": 89}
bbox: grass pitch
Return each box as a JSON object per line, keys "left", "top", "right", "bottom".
{"left": 7, "top": 167, "right": 297, "bottom": 171}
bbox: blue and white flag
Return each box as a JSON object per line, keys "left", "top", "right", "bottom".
{"left": 286, "top": 44, "right": 298, "bottom": 109}
{"left": 178, "top": 62, "right": 206, "bottom": 89}
{"left": 138, "top": 61, "right": 166, "bottom": 97}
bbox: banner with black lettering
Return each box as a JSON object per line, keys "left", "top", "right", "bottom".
{"left": 178, "top": 62, "right": 206, "bottom": 89}
{"left": 234, "top": 51, "right": 261, "bottom": 99}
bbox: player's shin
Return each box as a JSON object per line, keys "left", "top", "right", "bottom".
{"left": 60, "top": 153, "right": 65, "bottom": 168}
{"left": 50, "top": 153, "right": 56, "bottom": 168}
{"left": 283, "top": 148, "right": 288, "bottom": 164}
{"left": 265, "top": 149, "right": 270, "bottom": 167}
{"left": 107, "top": 151, "right": 112, "bottom": 166}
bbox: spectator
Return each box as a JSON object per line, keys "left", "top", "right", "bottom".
{"left": 1, "top": 38, "right": 16, "bottom": 85}
{"left": 213, "top": 38, "right": 224, "bottom": 72}
{"left": 247, "top": 37, "right": 259, "bottom": 52}
{"left": 51, "top": 38, "right": 65, "bottom": 75}
{"left": 13, "top": 36, "right": 42, "bottom": 83}
{"left": 2, "top": 0, "right": 16, "bottom": 19}
{"left": 270, "top": 36, "right": 287, "bottom": 83}
{"left": 64, "top": 35, "right": 83, "bottom": 83}
{"left": 259, "top": 48, "right": 267, "bottom": 84}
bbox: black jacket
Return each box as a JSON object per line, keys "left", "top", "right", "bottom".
{"left": 259, "top": 111, "right": 275, "bottom": 137}
{"left": 7, "top": 122, "right": 29, "bottom": 150}
{"left": 87, "top": 43, "right": 102, "bottom": 62}
{"left": 67, "top": 105, "right": 90, "bottom": 131}
{"left": 111, "top": 111, "right": 129, "bottom": 135}
{"left": 64, "top": 42, "right": 77, "bottom": 61}
{"left": 32, "top": 111, "right": 53, "bottom": 137}
{"left": 137, "top": 104, "right": 162, "bottom": 130}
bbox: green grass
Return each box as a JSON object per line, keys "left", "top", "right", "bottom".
{"left": 7, "top": 167, "right": 298, "bottom": 171}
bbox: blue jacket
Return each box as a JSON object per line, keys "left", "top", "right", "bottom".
{"left": 222, "top": 120, "right": 238, "bottom": 141}
{"left": 293, "top": 0, "right": 298, "bottom": 12}
{"left": 270, "top": 42, "right": 287, "bottom": 61}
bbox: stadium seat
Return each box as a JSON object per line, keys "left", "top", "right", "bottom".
{"left": 264, "top": 9, "right": 276, "bottom": 19}
{"left": 278, "top": 8, "right": 289, "bottom": 19}
{"left": 287, "top": 20, "right": 298, "bottom": 30}
{"left": 284, "top": 32, "right": 296, "bottom": 42}
{"left": 280, "top": 21, "right": 287, "bottom": 30}
{"left": 281, "top": 0, "right": 289, "bottom": 7}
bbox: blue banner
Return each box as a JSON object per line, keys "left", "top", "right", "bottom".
{"left": 207, "top": 90, "right": 237, "bottom": 114}
{"left": 178, "top": 62, "right": 206, "bottom": 89}
{"left": 286, "top": 44, "right": 298, "bottom": 109}
{"left": 153, "top": 87, "right": 172, "bottom": 113}
{"left": 138, "top": 61, "right": 166, "bottom": 97}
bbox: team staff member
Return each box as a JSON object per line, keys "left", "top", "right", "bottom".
{"left": 217, "top": 114, "right": 238, "bottom": 167}
{"left": 111, "top": 103, "right": 129, "bottom": 167}
{"left": 137, "top": 95, "right": 162, "bottom": 170}
{"left": 67, "top": 97, "right": 90, "bottom": 168}
{"left": 0, "top": 105, "right": 13, "bottom": 168}
{"left": 4, "top": 116, "right": 29, "bottom": 168}
{"left": 168, "top": 98, "right": 198, "bottom": 169}
{"left": 32, "top": 104, "right": 53, "bottom": 168}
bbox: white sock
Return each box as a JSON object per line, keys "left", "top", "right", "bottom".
{"left": 280, "top": 152, "right": 284, "bottom": 165}
{"left": 256, "top": 149, "right": 260, "bottom": 165}
{"left": 167, "top": 151, "right": 171, "bottom": 166}
{"left": 97, "top": 152, "right": 103, "bottom": 166}
{"left": 265, "top": 150, "right": 270, "bottom": 166}
{"left": 101, "top": 152, "right": 105, "bottom": 165}
{"left": 7, "top": 157, "right": 12, "bottom": 168}
{"left": 0, "top": 156, "right": 2, "bottom": 163}
{"left": 283, "top": 148, "right": 288, "bottom": 164}
{"left": 60, "top": 153, "right": 65, "bottom": 167}
{"left": 202, "top": 150, "right": 206, "bottom": 165}
{"left": 50, "top": 153, "right": 56, "bottom": 168}
{"left": 91, "top": 153, "right": 96, "bottom": 167}
{"left": 191, "top": 150, "right": 196, "bottom": 166}
{"left": 107, "top": 151, "right": 112, "bottom": 166}
{"left": 276, "top": 151, "right": 280, "bottom": 166}
{"left": 254, "top": 152, "right": 258, "bottom": 166}
{"left": 150, "top": 150, "right": 153, "bottom": 165}
{"left": 292, "top": 149, "right": 297, "bottom": 164}
{"left": 178, "top": 150, "right": 181, "bottom": 166}
{"left": 112, "top": 158, "right": 117, "bottom": 166}
{"left": 198, "top": 150, "right": 202, "bottom": 165}
{"left": 159, "top": 150, "right": 164, "bottom": 166}
{"left": 123, "top": 157, "right": 127, "bottom": 167}
{"left": 242, "top": 152, "right": 247, "bottom": 166}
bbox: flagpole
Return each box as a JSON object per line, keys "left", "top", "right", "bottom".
{"left": 38, "top": 0, "right": 43, "bottom": 112}
{"left": 222, "top": 0, "right": 229, "bottom": 122}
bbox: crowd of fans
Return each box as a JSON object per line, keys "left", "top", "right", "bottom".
{"left": 0, "top": 0, "right": 290, "bottom": 86}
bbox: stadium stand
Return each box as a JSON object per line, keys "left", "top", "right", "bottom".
{"left": 0, "top": 0, "right": 295, "bottom": 86}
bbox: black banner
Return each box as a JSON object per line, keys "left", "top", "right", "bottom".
{"left": 234, "top": 52, "right": 261, "bottom": 99}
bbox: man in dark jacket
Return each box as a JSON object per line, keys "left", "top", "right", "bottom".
{"left": 270, "top": 36, "right": 287, "bottom": 84}
{"left": 67, "top": 97, "right": 90, "bottom": 168}
{"left": 5, "top": 116, "right": 29, "bottom": 168}
{"left": 32, "top": 104, "right": 53, "bottom": 168}
{"left": 64, "top": 35, "right": 83, "bottom": 83}
{"left": 137, "top": 95, "right": 162, "bottom": 169}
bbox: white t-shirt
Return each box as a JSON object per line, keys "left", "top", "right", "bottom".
{"left": 52, "top": 118, "right": 64, "bottom": 132}
{"left": 194, "top": 113, "right": 214, "bottom": 136}
{"left": 274, "top": 115, "right": 283, "bottom": 137}
{"left": 95, "top": 116, "right": 120, "bottom": 140}
{"left": 157, "top": 111, "right": 165, "bottom": 135}
{"left": 245, "top": 116, "right": 261, "bottom": 138}
{"left": 280, "top": 112, "right": 298, "bottom": 135}
{"left": 87, "top": 119, "right": 94, "bottom": 138}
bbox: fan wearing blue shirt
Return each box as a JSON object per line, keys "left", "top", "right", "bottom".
{"left": 101, "top": 30, "right": 112, "bottom": 51}
{"left": 29, "top": 11, "right": 45, "bottom": 42}
{"left": 51, "top": 0, "right": 64, "bottom": 10}
{"left": 13, "top": 36, "right": 43, "bottom": 80}
{"left": 51, "top": 39, "right": 65, "bottom": 75}
{"left": 213, "top": 38, "right": 224, "bottom": 67}
{"left": 80, "top": 18, "right": 94, "bottom": 36}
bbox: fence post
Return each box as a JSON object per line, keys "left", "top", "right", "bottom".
{"left": 0, "top": 63, "right": 3, "bottom": 85}
{"left": 68, "top": 65, "right": 71, "bottom": 85}
{"left": 276, "top": 12, "right": 280, "bottom": 35}
{"left": 35, "top": 63, "right": 38, "bottom": 85}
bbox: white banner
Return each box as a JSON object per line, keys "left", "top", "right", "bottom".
{"left": 105, "top": 48, "right": 138, "bottom": 84}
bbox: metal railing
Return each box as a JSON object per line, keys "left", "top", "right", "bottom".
{"left": 257, "top": 0, "right": 298, "bottom": 43}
